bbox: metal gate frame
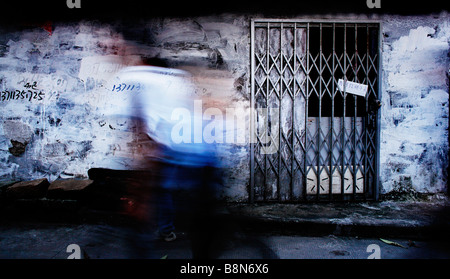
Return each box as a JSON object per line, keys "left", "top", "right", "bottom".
{"left": 250, "top": 19, "right": 382, "bottom": 203}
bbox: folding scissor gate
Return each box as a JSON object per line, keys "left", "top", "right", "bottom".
{"left": 250, "top": 19, "right": 381, "bottom": 202}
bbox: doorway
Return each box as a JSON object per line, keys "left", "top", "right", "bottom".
{"left": 250, "top": 20, "right": 381, "bottom": 202}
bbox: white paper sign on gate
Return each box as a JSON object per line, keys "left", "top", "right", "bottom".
{"left": 338, "top": 79, "right": 368, "bottom": 97}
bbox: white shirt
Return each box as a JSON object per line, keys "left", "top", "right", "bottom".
{"left": 109, "top": 66, "right": 216, "bottom": 163}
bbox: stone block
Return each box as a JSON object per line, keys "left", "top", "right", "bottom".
{"left": 6, "top": 178, "right": 50, "bottom": 199}
{"left": 87, "top": 168, "right": 153, "bottom": 181}
{"left": 47, "top": 179, "right": 94, "bottom": 199}
{"left": 0, "top": 180, "right": 19, "bottom": 201}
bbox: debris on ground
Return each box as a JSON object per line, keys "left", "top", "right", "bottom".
{"left": 379, "top": 238, "right": 407, "bottom": 249}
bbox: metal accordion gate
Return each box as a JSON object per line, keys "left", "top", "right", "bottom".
{"left": 250, "top": 19, "right": 381, "bottom": 202}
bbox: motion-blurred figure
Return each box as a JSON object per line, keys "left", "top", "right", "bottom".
{"left": 116, "top": 60, "right": 221, "bottom": 258}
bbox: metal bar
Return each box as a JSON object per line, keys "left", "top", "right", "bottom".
{"left": 353, "top": 24, "right": 358, "bottom": 200}
{"left": 291, "top": 23, "right": 297, "bottom": 200}
{"left": 264, "top": 22, "right": 270, "bottom": 201}
{"left": 329, "top": 23, "right": 336, "bottom": 200}
{"left": 253, "top": 18, "right": 382, "bottom": 26}
{"left": 341, "top": 23, "right": 347, "bottom": 199}
{"left": 303, "top": 22, "right": 310, "bottom": 201}
{"left": 352, "top": 104, "right": 357, "bottom": 199}
{"left": 374, "top": 23, "right": 382, "bottom": 201}
{"left": 316, "top": 23, "right": 323, "bottom": 200}
{"left": 278, "top": 23, "right": 283, "bottom": 201}
{"left": 355, "top": 24, "right": 358, "bottom": 82}
{"left": 250, "top": 19, "right": 255, "bottom": 203}
{"left": 254, "top": 20, "right": 382, "bottom": 24}
{"left": 364, "top": 23, "right": 370, "bottom": 199}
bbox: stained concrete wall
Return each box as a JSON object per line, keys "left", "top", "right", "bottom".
{"left": 0, "top": 13, "right": 448, "bottom": 201}
{"left": 0, "top": 16, "right": 252, "bottom": 201}
{"left": 380, "top": 14, "right": 449, "bottom": 194}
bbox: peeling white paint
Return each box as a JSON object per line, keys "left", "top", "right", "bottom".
{"left": 78, "top": 55, "right": 141, "bottom": 83}
{"left": 380, "top": 17, "right": 450, "bottom": 194}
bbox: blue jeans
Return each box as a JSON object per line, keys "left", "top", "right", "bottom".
{"left": 157, "top": 189, "right": 175, "bottom": 234}
{"left": 156, "top": 145, "right": 219, "bottom": 235}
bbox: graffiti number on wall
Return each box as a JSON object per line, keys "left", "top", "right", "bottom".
{"left": 111, "top": 83, "right": 141, "bottom": 93}
{"left": 24, "top": 81, "right": 38, "bottom": 90}
{"left": 1, "top": 81, "right": 45, "bottom": 102}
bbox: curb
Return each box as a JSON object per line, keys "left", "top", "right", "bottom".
{"left": 226, "top": 201, "right": 450, "bottom": 240}
{"left": 2, "top": 176, "right": 450, "bottom": 241}
{"left": 230, "top": 214, "right": 450, "bottom": 240}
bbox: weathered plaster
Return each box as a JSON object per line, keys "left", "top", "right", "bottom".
{"left": 380, "top": 14, "right": 449, "bottom": 194}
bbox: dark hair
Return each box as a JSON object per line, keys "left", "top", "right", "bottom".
{"left": 142, "top": 57, "right": 169, "bottom": 67}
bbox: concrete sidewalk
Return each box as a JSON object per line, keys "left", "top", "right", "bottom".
{"left": 1, "top": 176, "right": 450, "bottom": 241}
{"left": 2, "top": 175, "right": 450, "bottom": 241}
{"left": 226, "top": 195, "right": 450, "bottom": 240}
{"left": 1, "top": 195, "right": 450, "bottom": 259}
